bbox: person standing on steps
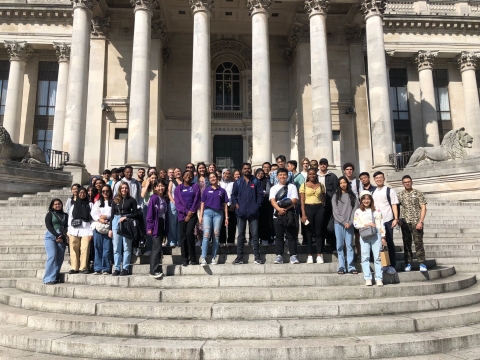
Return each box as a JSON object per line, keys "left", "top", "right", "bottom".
{"left": 270, "top": 168, "right": 300, "bottom": 264}
{"left": 136, "top": 168, "right": 146, "bottom": 183}
{"left": 300, "top": 168, "right": 326, "bottom": 264}
{"left": 91, "top": 184, "right": 113, "bottom": 275}
{"left": 300, "top": 158, "right": 310, "bottom": 181}
{"left": 146, "top": 180, "right": 168, "bottom": 279}
{"left": 359, "top": 172, "right": 376, "bottom": 194}
{"left": 199, "top": 172, "right": 229, "bottom": 266}
{"left": 65, "top": 183, "right": 80, "bottom": 216}
{"left": 141, "top": 171, "right": 158, "bottom": 254}
{"left": 219, "top": 168, "right": 236, "bottom": 247}
{"left": 332, "top": 176, "right": 359, "bottom": 275}
{"left": 317, "top": 158, "right": 338, "bottom": 253}
{"left": 68, "top": 187, "right": 93, "bottom": 275}
{"left": 231, "top": 162, "right": 264, "bottom": 265}
{"left": 342, "top": 163, "right": 363, "bottom": 261}
{"left": 174, "top": 170, "right": 201, "bottom": 266}
{"left": 354, "top": 191, "right": 384, "bottom": 287}
{"left": 269, "top": 155, "right": 293, "bottom": 185}
{"left": 108, "top": 182, "right": 139, "bottom": 276}
{"left": 167, "top": 167, "right": 182, "bottom": 247}
{"left": 43, "top": 198, "right": 68, "bottom": 285}
{"left": 256, "top": 168, "right": 273, "bottom": 246}
{"left": 372, "top": 171, "right": 399, "bottom": 275}
{"left": 397, "top": 175, "right": 428, "bottom": 272}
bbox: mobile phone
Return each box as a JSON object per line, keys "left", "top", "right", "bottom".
{"left": 304, "top": 219, "right": 310, "bottom": 225}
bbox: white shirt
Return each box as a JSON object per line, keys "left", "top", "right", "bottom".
{"left": 91, "top": 200, "right": 112, "bottom": 221}
{"left": 269, "top": 183, "right": 298, "bottom": 219}
{"left": 68, "top": 203, "right": 93, "bottom": 237}
{"left": 372, "top": 186, "right": 399, "bottom": 223}
{"left": 349, "top": 178, "right": 364, "bottom": 199}
{"left": 219, "top": 180, "right": 234, "bottom": 206}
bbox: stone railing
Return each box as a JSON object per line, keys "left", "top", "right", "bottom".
{"left": 428, "top": 1, "right": 456, "bottom": 13}
{"left": 385, "top": 0, "right": 480, "bottom": 16}
{"left": 386, "top": 1, "right": 415, "bottom": 13}
{"left": 212, "top": 110, "right": 243, "bottom": 120}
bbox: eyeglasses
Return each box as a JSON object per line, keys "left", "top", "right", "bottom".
{"left": 186, "top": 166, "right": 194, "bottom": 169}
{"left": 102, "top": 190, "right": 110, "bottom": 193}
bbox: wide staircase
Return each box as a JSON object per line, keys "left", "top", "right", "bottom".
{"left": 0, "top": 189, "right": 479, "bottom": 359}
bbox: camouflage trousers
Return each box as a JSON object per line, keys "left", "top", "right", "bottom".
{"left": 401, "top": 222, "right": 425, "bottom": 264}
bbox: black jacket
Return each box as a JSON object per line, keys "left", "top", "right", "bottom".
{"left": 318, "top": 171, "right": 339, "bottom": 200}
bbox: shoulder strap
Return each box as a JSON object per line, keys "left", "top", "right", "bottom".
{"left": 387, "top": 187, "right": 391, "bottom": 208}
{"left": 356, "top": 179, "right": 360, "bottom": 195}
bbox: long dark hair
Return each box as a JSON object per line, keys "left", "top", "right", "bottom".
{"left": 70, "top": 183, "right": 81, "bottom": 201}
{"left": 91, "top": 178, "right": 105, "bottom": 202}
{"left": 335, "top": 176, "right": 357, "bottom": 209}
{"left": 197, "top": 162, "right": 208, "bottom": 179}
{"left": 99, "top": 184, "right": 113, "bottom": 208}
{"left": 48, "top": 198, "right": 64, "bottom": 213}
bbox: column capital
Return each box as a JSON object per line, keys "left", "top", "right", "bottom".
{"left": 152, "top": 18, "right": 167, "bottom": 43}
{"left": 190, "top": 0, "right": 214, "bottom": 15}
{"left": 131, "top": 0, "right": 158, "bottom": 14}
{"left": 385, "top": 50, "right": 395, "bottom": 68}
{"left": 305, "top": 0, "right": 329, "bottom": 17}
{"left": 4, "top": 41, "right": 33, "bottom": 62}
{"left": 359, "top": 0, "right": 386, "bottom": 19}
{"left": 53, "top": 43, "right": 71, "bottom": 63}
{"left": 71, "top": 0, "right": 98, "bottom": 13}
{"left": 457, "top": 51, "right": 479, "bottom": 72}
{"left": 414, "top": 50, "right": 438, "bottom": 71}
{"left": 91, "top": 16, "right": 110, "bottom": 37}
{"left": 246, "top": 0, "right": 271, "bottom": 17}
{"left": 345, "top": 24, "right": 362, "bottom": 44}
{"left": 288, "top": 23, "right": 310, "bottom": 50}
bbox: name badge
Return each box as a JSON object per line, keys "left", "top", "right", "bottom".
{"left": 250, "top": 183, "right": 254, "bottom": 188}
{"left": 209, "top": 191, "right": 213, "bottom": 193}
{"left": 182, "top": 189, "right": 188, "bottom": 192}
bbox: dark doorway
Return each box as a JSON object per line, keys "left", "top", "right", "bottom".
{"left": 213, "top": 135, "right": 243, "bottom": 172}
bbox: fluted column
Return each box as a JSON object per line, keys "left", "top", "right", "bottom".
{"left": 190, "top": 0, "right": 213, "bottom": 164}
{"left": 3, "top": 41, "right": 33, "bottom": 143}
{"left": 415, "top": 50, "right": 440, "bottom": 147}
{"left": 52, "top": 43, "right": 70, "bottom": 152}
{"left": 360, "top": 0, "right": 394, "bottom": 170}
{"left": 127, "top": 0, "right": 157, "bottom": 167}
{"left": 64, "top": 0, "right": 97, "bottom": 166}
{"left": 458, "top": 51, "right": 480, "bottom": 154}
{"left": 247, "top": 0, "right": 271, "bottom": 165}
{"left": 305, "top": 0, "right": 334, "bottom": 165}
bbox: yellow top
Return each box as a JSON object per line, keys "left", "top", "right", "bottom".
{"left": 299, "top": 182, "right": 325, "bottom": 205}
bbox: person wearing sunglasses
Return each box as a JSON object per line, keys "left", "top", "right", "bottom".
{"left": 91, "top": 185, "right": 113, "bottom": 274}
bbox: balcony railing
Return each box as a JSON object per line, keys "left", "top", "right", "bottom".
{"left": 44, "top": 148, "right": 69, "bottom": 170}
{"left": 389, "top": 151, "right": 413, "bottom": 171}
{"left": 212, "top": 110, "right": 243, "bottom": 120}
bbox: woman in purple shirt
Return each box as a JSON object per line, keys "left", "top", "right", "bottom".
{"left": 174, "top": 170, "right": 201, "bottom": 266}
{"left": 199, "top": 173, "right": 229, "bottom": 266}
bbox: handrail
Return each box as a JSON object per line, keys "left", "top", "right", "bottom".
{"left": 389, "top": 151, "right": 413, "bottom": 171}
{"left": 43, "top": 148, "right": 69, "bottom": 170}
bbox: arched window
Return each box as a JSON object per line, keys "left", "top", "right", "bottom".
{"left": 215, "top": 62, "right": 240, "bottom": 111}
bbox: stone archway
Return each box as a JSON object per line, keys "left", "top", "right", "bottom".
{"left": 211, "top": 39, "right": 252, "bottom": 70}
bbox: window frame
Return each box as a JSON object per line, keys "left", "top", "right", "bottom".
{"left": 215, "top": 62, "right": 241, "bottom": 111}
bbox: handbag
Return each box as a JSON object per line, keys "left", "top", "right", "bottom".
{"left": 380, "top": 246, "right": 391, "bottom": 266}
{"left": 71, "top": 218, "right": 83, "bottom": 228}
{"left": 359, "top": 209, "right": 377, "bottom": 239}
{"left": 94, "top": 221, "right": 110, "bottom": 234}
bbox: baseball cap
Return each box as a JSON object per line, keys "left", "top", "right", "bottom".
{"left": 319, "top": 158, "right": 329, "bottom": 164}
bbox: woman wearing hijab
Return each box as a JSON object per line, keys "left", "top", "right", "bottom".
{"left": 256, "top": 168, "right": 273, "bottom": 245}
{"left": 68, "top": 187, "right": 93, "bottom": 274}
{"left": 219, "top": 168, "right": 235, "bottom": 246}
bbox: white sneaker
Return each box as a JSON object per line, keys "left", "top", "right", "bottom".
{"left": 200, "top": 257, "right": 207, "bottom": 267}
{"left": 387, "top": 266, "right": 396, "bottom": 274}
{"left": 366, "top": 279, "right": 372, "bottom": 286}
{"left": 316, "top": 256, "right": 324, "bottom": 264}
{"left": 211, "top": 256, "right": 217, "bottom": 265}
{"left": 376, "top": 280, "right": 384, "bottom": 287}
{"left": 307, "top": 256, "right": 314, "bottom": 264}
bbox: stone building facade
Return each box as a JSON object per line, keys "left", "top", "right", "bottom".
{"left": 0, "top": 0, "right": 479, "bottom": 177}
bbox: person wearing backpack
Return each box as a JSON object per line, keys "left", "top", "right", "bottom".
{"left": 372, "top": 171, "right": 400, "bottom": 275}
{"left": 230, "top": 162, "right": 264, "bottom": 265}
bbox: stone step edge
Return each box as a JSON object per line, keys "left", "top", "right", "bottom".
{"left": 1, "top": 322, "right": 480, "bottom": 359}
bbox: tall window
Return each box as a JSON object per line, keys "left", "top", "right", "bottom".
{"left": 0, "top": 61, "right": 10, "bottom": 126}
{"left": 389, "top": 68, "right": 412, "bottom": 152}
{"left": 433, "top": 69, "right": 452, "bottom": 141}
{"left": 215, "top": 62, "right": 240, "bottom": 111}
{"left": 33, "top": 62, "right": 58, "bottom": 150}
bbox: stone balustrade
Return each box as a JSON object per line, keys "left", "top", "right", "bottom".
{"left": 385, "top": 0, "right": 480, "bottom": 16}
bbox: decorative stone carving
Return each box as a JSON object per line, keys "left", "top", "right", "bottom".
{"left": 189, "top": 0, "right": 213, "bottom": 14}
{"left": 385, "top": 50, "right": 395, "bottom": 68}
{"left": 359, "top": 0, "right": 386, "bottom": 18}
{"left": 414, "top": 50, "right": 438, "bottom": 71}
{"left": 91, "top": 16, "right": 110, "bottom": 37}
{"left": 457, "top": 51, "right": 479, "bottom": 72}
{"left": 246, "top": 0, "right": 271, "bottom": 16}
{"left": 304, "top": 0, "right": 330, "bottom": 17}
{"left": 4, "top": 41, "right": 33, "bottom": 62}
{"left": 284, "top": 47, "right": 293, "bottom": 67}
{"left": 211, "top": 39, "right": 252, "bottom": 69}
{"left": 0, "top": 126, "right": 47, "bottom": 164}
{"left": 162, "top": 47, "right": 171, "bottom": 64}
{"left": 407, "top": 128, "right": 473, "bottom": 167}
{"left": 152, "top": 18, "right": 167, "bottom": 42}
{"left": 289, "top": 23, "right": 310, "bottom": 50}
{"left": 71, "top": 0, "right": 98, "bottom": 12}
{"left": 131, "top": 0, "right": 158, "bottom": 13}
{"left": 345, "top": 24, "right": 362, "bottom": 44}
{"left": 53, "top": 43, "right": 71, "bottom": 63}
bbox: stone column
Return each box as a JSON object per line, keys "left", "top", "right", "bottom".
{"left": 64, "top": 0, "right": 97, "bottom": 169}
{"left": 3, "top": 41, "right": 33, "bottom": 143}
{"left": 415, "top": 50, "right": 440, "bottom": 147}
{"left": 127, "top": 0, "right": 157, "bottom": 167}
{"left": 360, "top": 0, "right": 394, "bottom": 170}
{"left": 247, "top": 0, "right": 272, "bottom": 165}
{"left": 305, "top": 0, "right": 334, "bottom": 165}
{"left": 52, "top": 43, "right": 70, "bottom": 152}
{"left": 190, "top": 0, "right": 213, "bottom": 164}
{"left": 457, "top": 51, "right": 480, "bottom": 154}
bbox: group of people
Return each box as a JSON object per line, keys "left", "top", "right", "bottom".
{"left": 43, "top": 156, "right": 428, "bottom": 287}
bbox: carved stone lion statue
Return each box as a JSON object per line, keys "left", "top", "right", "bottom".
{"left": 406, "top": 127, "right": 473, "bottom": 167}
{"left": 0, "top": 126, "right": 47, "bottom": 164}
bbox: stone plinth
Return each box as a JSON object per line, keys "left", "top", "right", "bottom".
{"left": 0, "top": 161, "right": 72, "bottom": 200}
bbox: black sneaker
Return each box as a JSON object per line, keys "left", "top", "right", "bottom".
{"left": 182, "top": 262, "right": 189, "bottom": 267}
{"left": 254, "top": 258, "right": 264, "bottom": 265}
{"left": 120, "top": 269, "right": 129, "bottom": 276}
{"left": 232, "top": 258, "right": 243, "bottom": 265}
{"left": 68, "top": 270, "right": 79, "bottom": 274}
{"left": 81, "top": 270, "right": 89, "bottom": 274}
{"left": 190, "top": 261, "right": 198, "bottom": 265}
{"left": 112, "top": 270, "right": 120, "bottom": 276}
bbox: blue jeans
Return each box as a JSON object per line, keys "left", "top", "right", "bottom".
{"left": 43, "top": 231, "right": 66, "bottom": 283}
{"left": 334, "top": 223, "right": 355, "bottom": 272}
{"left": 112, "top": 215, "right": 132, "bottom": 271}
{"left": 93, "top": 229, "right": 111, "bottom": 273}
{"left": 168, "top": 202, "right": 180, "bottom": 246}
{"left": 201, "top": 208, "right": 223, "bottom": 259}
{"left": 360, "top": 233, "right": 383, "bottom": 281}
